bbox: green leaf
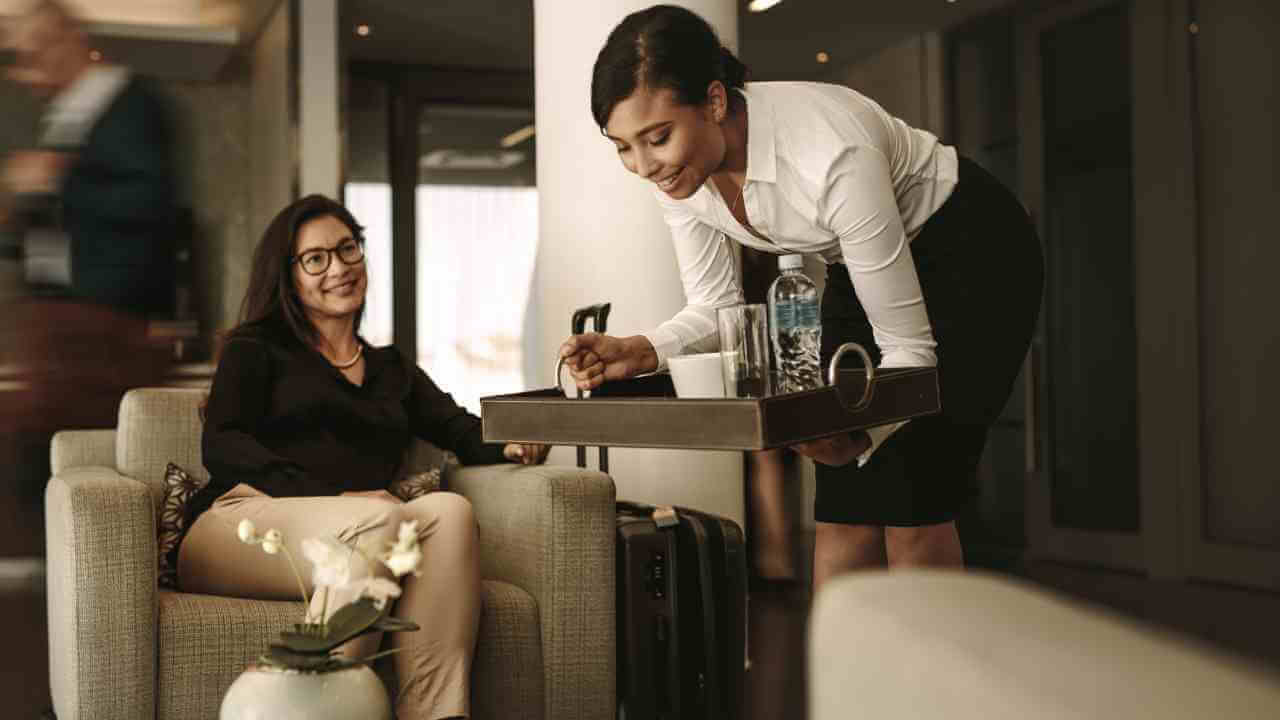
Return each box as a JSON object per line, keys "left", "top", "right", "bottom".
{"left": 372, "top": 615, "right": 420, "bottom": 633}
{"left": 322, "top": 597, "right": 386, "bottom": 646}
{"left": 278, "top": 630, "right": 341, "bottom": 654}
{"left": 278, "top": 597, "right": 385, "bottom": 653}
{"left": 264, "top": 645, "right": 351, "bottom": 671}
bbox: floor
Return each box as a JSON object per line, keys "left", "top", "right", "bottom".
{"left": 745, "top": 581, "right": 812, "bottom": 720}
{"left": 4, "top": 565, "right": 50, "bottom": 718}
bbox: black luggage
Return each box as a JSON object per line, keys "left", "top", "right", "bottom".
{"left": 615, "top": 501, "right": 747, "bottom": 720}
{"left": 566, "top": 303, "right": 749, "bottom": 720}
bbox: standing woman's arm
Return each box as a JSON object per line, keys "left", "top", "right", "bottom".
{"left": 818, "top": 146, "right": 938, "bottom": 463}
{"left": 643, "top": 199, "right": 746, "bottom": 368}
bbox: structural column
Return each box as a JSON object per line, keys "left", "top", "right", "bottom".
{"left": 533, "top": 0, "right": 743, "bottom": 526}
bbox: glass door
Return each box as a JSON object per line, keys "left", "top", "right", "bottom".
{"left": 413, "top": 104, "right": 538, "bottom": 412}
{"left": 358, "top": 65, "right": 538, "bottom": 414}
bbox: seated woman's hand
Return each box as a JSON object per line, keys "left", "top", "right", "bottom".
{"left": 558, "top": 333, "right": 658, "bottom": 391}
{"left": 504, "top": 443, "right": 550, "bottom": 465}
{"left": 790, "top": 431, "right": 871, "bottom": 467}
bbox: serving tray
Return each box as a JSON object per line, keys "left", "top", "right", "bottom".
{"left": 481, "top": 343, "right": 940, "bottom": 452}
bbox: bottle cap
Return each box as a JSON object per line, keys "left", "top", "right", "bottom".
{"left": 779, "top": 254, "right": 804, "bottom": 270}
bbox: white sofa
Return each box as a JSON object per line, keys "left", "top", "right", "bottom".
{"left": 809, "top": 570, "right": 1280, "bottom": 719}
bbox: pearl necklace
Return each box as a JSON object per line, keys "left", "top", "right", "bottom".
{"left": 330, "top": 344, "right": 363, "bottom": 369}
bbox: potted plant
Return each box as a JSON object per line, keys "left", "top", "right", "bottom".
{"left": 218, "top": 518, "right": 424, "bottom": 720}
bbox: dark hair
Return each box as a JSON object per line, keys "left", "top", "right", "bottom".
{"left": 226, "top": 194, "right": 366, "bottom": 351}
{"left": 591, "top": 4, "right": 748, "bottom": 129}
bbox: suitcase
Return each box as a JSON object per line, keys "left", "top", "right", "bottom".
{"left": 566, "top": 304, "right": 749, "bottom": 720}
{"left": 615, "top": 501, "right": 747, "bottom": 720}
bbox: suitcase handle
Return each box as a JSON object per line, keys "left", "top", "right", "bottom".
{"left": 568, "top": 303, "right": 612, "bottom": 472}
{"left": 559, "top": 302, "right": 613, "bottom": 397}
{"left": 826, "top": 342, "right": 876, "bottom": 412}
{"left": 571, "top": 302, "right": 612, "bottom": 336}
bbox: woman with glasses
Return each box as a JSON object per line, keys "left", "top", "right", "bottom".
{"left": 178, "top": 195, "right": 548, "bottom": 720}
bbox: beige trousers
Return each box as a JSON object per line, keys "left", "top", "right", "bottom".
{"left": 179, "top": 483, "right": 481, "bottom": 720}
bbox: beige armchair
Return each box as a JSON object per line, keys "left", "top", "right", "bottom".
{"left": 45, "top": 388, "right": 616, "bottom": 720}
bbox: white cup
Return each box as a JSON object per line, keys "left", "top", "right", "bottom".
{"left": 667, "top": 352, "right": 726, "bottom": 398}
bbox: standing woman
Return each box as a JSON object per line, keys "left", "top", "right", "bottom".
{"left": 179, "top": 195, "right": 548, "bottom": 719}
{"left": 560, "top": 5, "right": 1043, "bottom": 588}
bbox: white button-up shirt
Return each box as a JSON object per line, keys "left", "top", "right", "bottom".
{"left": 642, "top": 82, "right": 959, "bottom": 461}
{"left": 40, "top": 65, "right": 131, "bottom": 149}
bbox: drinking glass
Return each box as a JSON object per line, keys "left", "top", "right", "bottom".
{"left": 716, "top": 303, "right": 772, "bottom": 398}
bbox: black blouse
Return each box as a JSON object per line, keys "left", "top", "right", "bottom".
{"left": 186, "top": 319, "right": 509, "bottom": 527}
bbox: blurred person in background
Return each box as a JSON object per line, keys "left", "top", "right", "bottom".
{"left": 0, "top": 0, "right": 175, "bottom": 549}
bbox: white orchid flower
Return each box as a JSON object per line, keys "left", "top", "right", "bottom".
{"left": 301, "top": 536, "right": 353, "bottom": 588}
{"left": 381, "top": 520, "right": 423, "bottom": 578}
{"left": 393, "top": 520, "right": 420, "bottom": 552}
{"left": 261, "top": 529, "right": 284, "bottom": 555}
{"left": 355, "top": 577, "right": 403, "bottom": 610}
{"left": 237, "top": 518, "right": 260, "bottom": 544}
{"left": 383, "top": 546, "right": 422, "bottom": 578}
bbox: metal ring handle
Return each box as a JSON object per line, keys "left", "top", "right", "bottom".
{"left": 555, "top": 355, "right": 568, "bottom": 395}
{"left": 826, "top": 342, "right": 876, "bottom": 412}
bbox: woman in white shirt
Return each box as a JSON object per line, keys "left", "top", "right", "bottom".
{"left": 560, "top": 4, "right": 1043, "bottom": 588}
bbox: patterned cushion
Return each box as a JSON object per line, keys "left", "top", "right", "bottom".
{"left": 157, "top": 462, "right": 209, "bottom": 588}
{"left": 388, "top": 467, "right": 442, "bottom": 502}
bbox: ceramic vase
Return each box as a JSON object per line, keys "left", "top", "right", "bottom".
{"left": 219, "top": 663, "right": 391, "bottom": 720}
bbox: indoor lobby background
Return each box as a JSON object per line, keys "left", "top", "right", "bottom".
{"left": 1, "top": 1, "right": 1277, "bottom": 718}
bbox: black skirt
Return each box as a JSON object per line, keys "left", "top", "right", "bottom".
{"left": 815, "top": 157, "right": 1043, "bottom": 526}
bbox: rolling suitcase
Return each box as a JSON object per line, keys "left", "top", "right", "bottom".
{"left": 615, "top": 501, "right": 747, "bottom": 720}
{"left": 566, "top": 304, "right": 748, "bottom": 720}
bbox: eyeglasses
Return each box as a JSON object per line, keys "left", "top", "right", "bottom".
{"left": 291, "top": 238, "right": 365, "bottom": 276}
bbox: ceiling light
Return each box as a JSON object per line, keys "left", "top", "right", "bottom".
{"left": 748, "top": 0, "right": 785, "bottom": 12}
{"left": 89, "top": 50, "right": 102, "bottom": 62}
{"left": 355, "top": 24, "right": 371, "bottom": 37}
{"left": 499, "top": 124, "right": 536, "bottom": 149}
{"left": 816, "top": 51, "right": 829, "bottom": 64}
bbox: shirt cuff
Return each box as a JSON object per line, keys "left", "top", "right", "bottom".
{"left": 857, "top": 420, "right": 908, "bottom": 467}
{"left": 642, "top": 327, "right": 685, "bottom": 371}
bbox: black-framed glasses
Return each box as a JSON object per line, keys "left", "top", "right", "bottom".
{"left": 291, "top": 238, "right": 365, "bottom": 276}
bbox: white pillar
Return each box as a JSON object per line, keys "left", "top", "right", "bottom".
{"left": 298, "top": 0, "right": 340, "bottom": 198}
{"left": 533, "top": 0, "right": 743, "bottom": 526}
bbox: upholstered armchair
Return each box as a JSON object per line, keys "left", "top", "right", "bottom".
{"left": 45, "top": 388, "right": 616, "bottom": 720}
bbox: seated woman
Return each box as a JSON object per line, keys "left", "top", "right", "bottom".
{"left": 179, "top": 194, "right": 548, "bottom": 720}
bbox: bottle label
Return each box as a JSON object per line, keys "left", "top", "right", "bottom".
{"left": 771, "top": 299, "right": 795, "bottom": 330}
{"left": 795, "top": 298, "right": 819, "bottom": 328}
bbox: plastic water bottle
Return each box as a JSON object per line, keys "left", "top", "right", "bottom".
{"left": 768, "top": 254, "right": 822, "bottom": 393}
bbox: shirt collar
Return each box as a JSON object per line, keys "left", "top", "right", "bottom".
{"left": 40, "top": 65, "right": 130, "bottom": 148}
{"left": 740, "top": 84, "right": 777, "bottom": 184}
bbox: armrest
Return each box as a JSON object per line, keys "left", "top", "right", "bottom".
{"left": 50, "top": 429, "right": 116, "bottom": 475}
{"left": 46, "top": 466, "right": 157, "bottom": 720}
{"left": 450, "top": 463, "right": 616, "bottom": 720}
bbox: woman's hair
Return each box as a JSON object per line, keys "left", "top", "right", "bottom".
{"left": 591, "top": 4, "right": 749, "bottom": 130}
{"left": 225, "top": 194, "right": 366, "bottom": 350}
